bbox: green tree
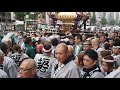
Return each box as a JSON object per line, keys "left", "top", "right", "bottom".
{"left": 14, "top": 12, "right": 30, "bottom": 30}
{"left": 109, "top": 19, "right": 116, "bottom": 26}
{"left": 14, "top": 12, "right": 46, "bottom": 30}
{"left": 15, "top": 12, "right": 46, "bottom": 21}
{"left": 14, "top": 12, "right": 29, "bottom": 21}
{"left": 29, "top": 12, "right": 45, "bottom": 19}
{"left": 91, "top": 12, "right": 96, "bottom": 25}
{"left": 101, "top": 17, "right": 107, "bottom": 26}
{"left": 118, "top": 22, "right": 120, "bottom": 26}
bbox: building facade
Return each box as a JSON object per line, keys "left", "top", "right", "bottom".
{"left": 90, "top": 12, "right": 120, "bottom": 25}
{"left": 0, "top": 12, "right": 15, "bottom": 30}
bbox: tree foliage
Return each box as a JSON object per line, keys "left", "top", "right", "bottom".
{"left": 14, "top": 12, "right": 45, "bottom": 21}
{"left": 109, "top": 19, "right": 116, "bottom": 26}
{"left": 14, "top": 12, "right": 29, "bottom": 21}
{"left": 91, "top": 12, "right": 96, "bottom": 25}
{"left": 101, "top": 17, "right": 107, "bottom": 26}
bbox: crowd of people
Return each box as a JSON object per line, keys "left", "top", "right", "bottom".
{"left": 0, "top": 29, "right": 120, "bottom": 78}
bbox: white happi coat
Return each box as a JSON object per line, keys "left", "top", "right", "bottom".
{"left": 105, "top": 68, "right": 120, "bottom": 78}
{"left": 0, "top": 56, "right": 18, "bottom": 78}
{"left": 113, "top": 55, "right": 120, "bottom": 66}
{"left": 51, "top": 60, "right": 80, "bottom": 78}
{"left": 34, "top": 53, "right": 57, "bottom": 78}
{"left": 0, "top": 69, "right": 8, "bottom": 78}
{"left": 10, "top": 52, "right": 29, "bottom": 67}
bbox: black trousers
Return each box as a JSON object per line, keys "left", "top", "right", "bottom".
{"left": 79, "top": 21, "right": 86, "bottom": 30}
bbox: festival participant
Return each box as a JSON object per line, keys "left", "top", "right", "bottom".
{"left": 10, "top": 44, "right": 28, "bottom": 67}
{"left": 91, "top": 38, "right": 104, "bottom": 54}
{"left": 73, "top": 34, "right": 83, "bottom": 56}
{"left": 69, "top": 36, "right": 75, "bottom": 46}
{"left": 21, "top": 35, "right": 27, "bottom": 52}
{"left": 36, "top": 39, "right": 43, "bottom": 54}
{"left": 1, "top": 38, "right": 13, "bottom": 57}
{"left": 99, "top": 50, "right": 111, "bottom": 63}
{"left": 112, "top": 38, "right": 120, "bottom": 66}
{"left": 82, "top": 34, "right": 88, "bottom": 42}
{"left": 74, "top": 53, "right": 84, "bottom": 77}
{"left": 82, "top": 40, "right": 92, "bottom": 53}
{"left": 0, "top": 50, "right": 8, "bottom": 78}
{"left": 34, "top": 43, "right": 56, "bottom": 78}
{"left": 98, "top": 32, "right": 108, "bottom": 49}
{"left": 51, "top": 43, "right": 80, "bottom": 78}
{"left": 80, "top": 49, "right": 104, "bottom": 78}
{"left": 68, "top": 45, "right": 75, "bottom": 60}
{"left": 101, "top": 55, "right": 115, "bottom": 76}
{"left": 18, "top": 58, "right": 39, "bottom": 78}
{"left": 24, "top": 37, "right": 36, "bottom": 59}
{"left": 0, "top": 43, "right": 18, "bottom": 78}
{"left": 105, "top": 66, "right": 120, "bottom": 78}
{"left": 51, "top": 38, "right": 59, "bottom": 58}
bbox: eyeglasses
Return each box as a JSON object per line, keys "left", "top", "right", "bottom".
{"left": 18, "top": 67, "right": 33, "bottom": 72}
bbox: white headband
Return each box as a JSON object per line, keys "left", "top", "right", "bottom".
{"left": 112, "top": 46, "right": 120, "bottom": 48}
{"left": 43, "top": 47, "right": 52, "bottom": 53}
{"left": 102, "top": 58, "right": 114, "bottom": 63}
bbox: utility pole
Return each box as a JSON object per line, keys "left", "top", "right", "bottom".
{"left": 0, "top": 12, "right": 4, "bottom": 33}
{"left": 24, "top": 14, "right": 29, "bottom": 31}
{"left": 34, "top": 12, "right": 35, "bottom": 30}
